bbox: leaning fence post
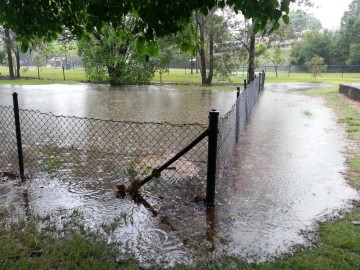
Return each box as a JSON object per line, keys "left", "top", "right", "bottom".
{"left": 206, "top": 109, "right": 219, "bottom": 208}
{"left": 244, "top": 79, "right": 247, "bottom": 90}
{"left": 12, "top": 92, "right": 25, "bottom": 180}
{"left": 236, "top": 87, "right": 240, "bottom": 144}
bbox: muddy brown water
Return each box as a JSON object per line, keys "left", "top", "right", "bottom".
{"left": 0, "top": 83, "right": 358, "bottom": 267}
{"left": 0, "top": 84, "right": 235, "bottom": 123}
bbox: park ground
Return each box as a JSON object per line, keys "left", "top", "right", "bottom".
{"left": 1, "top": 67, "right": 360, "bottom": 269}
{"left": 1, "top": 66, "right": 360, "bottom": 86}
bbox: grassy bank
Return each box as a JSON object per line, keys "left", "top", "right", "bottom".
{"left": 1, "top": 66, "right": 360, "bottom": 86}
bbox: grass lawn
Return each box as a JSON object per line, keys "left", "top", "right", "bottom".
{"left": 1, "top": 67, "right": 360, "bottom": 269}
{"left": 153, "top": 69, "right": 360, "bottom": 85}
{"left": 0, "top": 66, "right": 87, "bottom": 83}
{"left": 1, "top": 66, "right": 360, "bottom": 86}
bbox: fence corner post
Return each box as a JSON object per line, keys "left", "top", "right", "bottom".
{"left": 206, "top": 109, "right": 219, "bottom": 208}
{"left": 12, "top": 92, "right": 25, "bottom": 181}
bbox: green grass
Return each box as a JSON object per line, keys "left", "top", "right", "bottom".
{"left": 1, "top": 66, "right": 360, "bottom": 86}
{"left": 0, "top": 66, "right": 86, "bottom": 83}
{"left": 302, "top": 110, "right": 312, "bottom": 117}
{"left": 263, "top": 72, "right": 360, "bottom": 84}
{"left": 152, "top": 69, "right": 360, "bottom": 85}
{"left": 0, "top": 79, "right": 79, "bottom": 85}
{"left": 0, "top": 209, "right": 137, "bottom": 270}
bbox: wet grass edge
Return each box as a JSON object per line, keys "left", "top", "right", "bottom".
{"left": 0, "top": 209, "right": 138, "bottom": 270}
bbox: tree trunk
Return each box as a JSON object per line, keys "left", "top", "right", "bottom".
{"left": 5, "top": 29, "right": 15, "bottom": 79}
{"left": 15, "top": 50, "right": 20, "bottom": 78}
{"left": 206, "top": 31, "right": 214, "bottom": 85}
{"left": 196, "top": 12, "right": 207, "bottom": 85}
{"left": 248, "top": 30, "right": 256, "bottom": 82}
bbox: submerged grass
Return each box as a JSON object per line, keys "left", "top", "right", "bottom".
{"left": 0, "top": 208, "right": 137, "bottom": 270}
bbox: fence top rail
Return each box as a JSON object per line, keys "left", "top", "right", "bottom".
{"left": 0, "top": 104, "right": 207, "bottom": 128}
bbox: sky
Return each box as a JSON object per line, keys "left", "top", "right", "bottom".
{"left": 293, "top": 0, "right": 353, "bottom": 29}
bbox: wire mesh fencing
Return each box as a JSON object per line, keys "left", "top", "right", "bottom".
{"left": 216, "top": 73, "right": 265, "bottom": 182}
{"left": 0, "top": 103, "right": 208, "bottom": 201}
{"left": 1, "top": 73, "right": 264, "bottom": 206}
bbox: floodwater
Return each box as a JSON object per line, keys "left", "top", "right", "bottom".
{"left": 0, "top": 84, "right": 235, "bottom": 123}
{"left": 0, "top": 83, "right": 358, "bottom": 267}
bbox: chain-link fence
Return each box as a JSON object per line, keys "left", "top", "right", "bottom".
{"left": 216, "top": 73, "right": 264, "bottom": 183}
{"left": 166, "top": 64, "right": 360, "bottom": 76}
{"left": 0, "top": 103, "right": 208, "bottom": 201}
{"left": 258, "top": 64, "right": 360, "bottom": 74}
{"left": 1, "top": 73, "right": 264, "bottom": 206}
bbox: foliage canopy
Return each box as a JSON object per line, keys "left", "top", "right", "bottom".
{"left": 0, "top": 0, "right": 296, "bottom": 51}
{"left": 338, "top": 0, "right": 360, "bottom": 64}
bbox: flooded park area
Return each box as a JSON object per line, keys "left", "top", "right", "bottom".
{"left": 0, "top": 82, "right": 359, "bottom": 267}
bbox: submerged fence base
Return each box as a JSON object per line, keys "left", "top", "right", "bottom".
{"left": 0, "top": 74, "right": 265, "bottom": 208}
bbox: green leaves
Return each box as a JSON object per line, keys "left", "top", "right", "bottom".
{"left": 218, "top": 1, "right": 225, "bottom": 8}
{"left": 0, "top": 0, "right": 294, "bottom": 50}
{"left": 20, "top": 42, "right": 29, "bottom": 53}
{"left": 282, "top": 15, "right": 290, "bottom": 24}
{"left": 200, "top": 7, "right": 208, "bottom": 16}
{"left": 136, "top": 38, "right": 159, "bottom": 56}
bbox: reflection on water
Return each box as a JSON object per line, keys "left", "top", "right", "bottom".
{"left": 0, "top": 83, "right": 359, "bottom": 267}
{"left": 0, "top": 84, "right": 236, "bottom": 123}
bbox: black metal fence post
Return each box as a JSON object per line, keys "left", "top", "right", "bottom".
{"left": 262, "top": 70, "right": 266, "bottom": 90}
{"left": 258, "top": 72, "right": 262, "bottom": 93}
{"left": 12, "top": 92, "right": 25, "bottom": 180}
{"left": 236, "top": 87, "right": 240, "bottom": 144}
{"left": 244, "top": 79, "right": 249, "bottom": 122}
{"left": 206, "top": 109, "right": 219, "bottom": 208}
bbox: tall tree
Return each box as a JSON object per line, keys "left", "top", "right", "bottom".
{"left": 266, "top": 9, "right": 322, "bottom": 44}
{"left": 227, "top": 17, "right": 258, "bottom": 81}
{"left": 338, "top": 0, "right": 360, "bottom": 64}
{"left": 248, "top": 22, "right": 256, "bottom": 81}
{"left": 265, "top": 45, "right": 287, "bottom": 77}
{"left": 4, "top": 28, "right": 14, "bottom": 79}
{"left": 195, "top": 10, "right": 229, "bottom": 85}
{"left": 290, "top": 31, "right": 335, "bottom": 64}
